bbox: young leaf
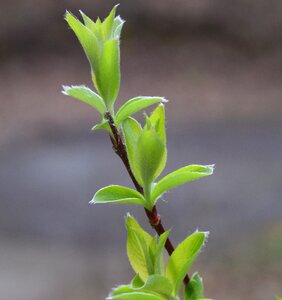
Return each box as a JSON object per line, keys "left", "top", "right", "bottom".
{"left": 62, "top": 85, "right": 106, "bottom": 114}
{"left": 154, "top": 230, "right": 170, "bottom": 274}
{"left": 135, "top": 127, "right": 166, "bottom": 187}
{"left": 65, "top": 12, "right": 99, "bottom": 73}
{"left": 151, "top": 165, "right": 214, "bottom": 203}
{"left": 101, "top": 5, "right": 118, "bottom": 40}
{"left": 166, "top": 232, "right": 208, "bottom": 295}
{"left": 126, "top": 215, "right": 152, "bottom": 248}
{"left": 109, "top": 275, "right": 176, "bottom": 300}
{"left": 184, "top": 272, "right": 204, "bottom": 300}
{"left": 142, "top": 275, "right": 174, "bottom": 298}
{"left": 79, "top": 10, "right": 97, "bottom": 33}
{"left": 91, "top": 117, "right": 112, "bottom": 134}
{"left": 143, "top": 104, "right": 167, "bottom": 191}
{"left": 122, "top": 117, "right": 143, "bottom": 186}
{"left": 148, "top": 236, "right": 157, "bottom": 274}
{"left": 95, "top": 38, "right": 120, "bottom": 111}
{"left": 91, "top": 185, "right": 144, "bottom": 206}
{"left": 115, "top": 97, "right": 167, "bottom": 125}
{"left": 109, "top": 288, "right": 166, "bottom": 300}
{"left": 126, "top": 215, "right": 153, "bottom": 281}
{"left": 144, "top": 104, "right": 166, "bottom": 145}
{"left": 131, "top": 274, "right": 144, "bottom": 288}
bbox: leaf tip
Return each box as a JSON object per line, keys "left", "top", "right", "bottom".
{"left": 64, "top": 10, "right": 75, "bottom": 22}
{"left": 64, "top": 10, "right": 70, "bottom": 19}
{"left": 89, "top": 198, "right": 96, "bottom": 204}
{"left": 115, "top": 15, "right": 125, "bottom": 24}
{"left": 90, "top": 124, "right": 97, "bottom": 131}
{"left": 205, "top": 164, "right": 215, "bottom": 175}
{"left": 61, "top": 85, "right": 70, "bottom": 95}
{"left": 203, "top": 231, "right": 210, "bottom": 239}
{"left": 125, "top": 212, "right": 133, "bottom": 221}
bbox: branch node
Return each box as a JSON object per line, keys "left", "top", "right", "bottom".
{"left": 149, "top": 213, "right": 161, "bottom": 226}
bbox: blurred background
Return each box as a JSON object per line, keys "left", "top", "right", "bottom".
{"left": 0, "top": 0, "right": 282, "bottom": 299}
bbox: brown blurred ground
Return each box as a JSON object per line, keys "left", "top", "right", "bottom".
{"left": 0, "top": 1, "right": 282, "bottom": 300}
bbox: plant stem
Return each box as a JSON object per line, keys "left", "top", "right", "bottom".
{"left": 105, "top": 112, "right": 190, "bottom": 285}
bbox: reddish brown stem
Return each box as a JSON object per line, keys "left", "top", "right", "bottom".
{"left": 105, "top": 112, "right": 189, "bottom": 285}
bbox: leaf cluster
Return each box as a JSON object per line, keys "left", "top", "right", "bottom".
{"left": 108, "top": 215, "right": 210, "bottom": 300}
{"left": 91, "top": 104, "right": 214, "bottom": 211}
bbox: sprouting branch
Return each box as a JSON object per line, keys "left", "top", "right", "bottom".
{"left": 105, "top": 111, "right": 190, "bottom": 285}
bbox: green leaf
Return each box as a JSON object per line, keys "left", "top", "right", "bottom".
{"left": 109, "top": 289, "right": 166, "bottom": 300}
{"left": 101, "top": 5, "right": 118, "bottom": 40}
{"left": 184, "top": 273, "right": 204, "bottom": 300}
{"left": 122, "top": 117, "right": 143, "bottom": 186}
{"left": 144, "top": 104, "right": 166, "bottom": 145}
{"left": 135, "top": 126, "right": 166, "bottom": 188}
{"left": 62, "top": 85, "right": 106, "bottom": 114}
{"left": 148, "top": 236, "right": 157, "bottom": 274}
{"left": 65, "top": 11, "right": 100, "bottom": 73}
{"left": 115, "top": 97, "right": 167, "bottom": 125}
{"left": 131, "top": 274, "right": 144, "bottom": 288}
{"left": 144, "top": 104, "right": 167, "bottom": 193}
{"left": 154, "top": 230, "right": 170, "bottom": 274}
{"left": 151, "top": 165, "right": 214, "bottom": 203}
{"left": 91, "top": 185, "right": 144, "bottom": 206}
{"left": 109, "top": 275, "right": 176, "bottom": 300}
{"left": 79, "top": 10, "right": 97, "bottom": 33}
{"left": 142, "top": 275, "right": 173, "bottom": 297}
{"left": 166, "top": 232, "right": 208, "bottom": 295}
{"left": 91, "top": 117, "right": 112, "bottom": 134}
{"left": 126, "top": 215, "right": 153, "bottom": 281}
{"left": 95, "top": 38, "right": 120, "bottom": 111}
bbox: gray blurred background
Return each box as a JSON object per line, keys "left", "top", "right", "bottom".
{"left": 0, "top": 1, "right": 282, "bottom": 299}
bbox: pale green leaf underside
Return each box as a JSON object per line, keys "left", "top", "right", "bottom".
{"left": 91, "top": 185, "right": 144, "bottom": 206}
{"left": 152, "top": 165, "right": 214, "bottom": 202}
{"left": 109, "top": 290, "right": 166, "bottom": 300}
{"left": 115, "top": 97, "right": 166, "bottom": 125}
{"left": 126, "top": 215, "right": 152, "bottom": 245}
{"left": 62, "top": 85, "right": 106, "bottom": 114}
{"left": 154, "top": 230, "right": 170, "bottom": 274}
{"left": 109, "top": 275, "right": 176, "bottom": 300}
{"left": 166, "top": 232, "right": 207, "bottom": 295}
{"left": 126, "top": 215, "right": 153, "bottom": 281}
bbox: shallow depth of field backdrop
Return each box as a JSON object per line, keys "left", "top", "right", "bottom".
{"left": 0, "top": 1, "right": 282, "bottom": 299}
